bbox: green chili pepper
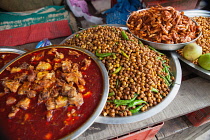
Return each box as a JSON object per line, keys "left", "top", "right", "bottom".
{"left": 116, "top": 79, "right": 120, "bottom": 88}
{"left": 113, "top": 94, "right": 138, "bottom": 106}
{"left": 121, "top": 31, "right": 129, "bottom": 40}
{"left": 112, "top": 66, "right": 122, "bottom": 74}
{"left": 128, "top": 100, "right": 147, "bottom": 108}
{"left": 151, "top": 87, "right": 158, "bottom": 93}
{"left": 99, "top": 57, "right": 103, "bottom": 60}
{"left": 96, "top": 50, "right": 112, "bottom": 57}
{"left": 75, "top": 34, "right": 79, "bottom": 37}
{"left": 121, "top": 50, "right": 129, "bottom": 59}
{"left": 158, "top": 74, "right": 170, "bottom": 86}
{"left": 157, "top": 56, "right": 162, "bottom": 60}
{"left": 148, "top": 46, "right": 164, "bottom": 55}
{"left": 108, "top": 92, "right": 115, "bottom": 96}
{"left": 162, "top": 64, "right": 172, "bottom": 83}
{"left": 112, "top": 53, "right": 117, "bottom": 59}
{"left": 130, "top": 104, "right": 145, "bottom": 114}
{"left": 162, "top": 60, "right": 167, "bottom": 63}
{"left": 138, "top": 40, "right": 143, "bottom": 44}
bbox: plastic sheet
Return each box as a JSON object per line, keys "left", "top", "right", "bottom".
{"left": 104, "top": 0, "right": 142, "bottom": 25}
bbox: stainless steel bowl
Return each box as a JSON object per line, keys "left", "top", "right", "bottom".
{"left": 95, "top": 52, "right": 182, "bottom": 124}
{"left": 60, "top": 25, "right": 182, "bottom": 124}
{"left": 126, "top": 9, "right": 202, "bottom": 51}
{"left": 0, "top": 46, "right": 109, "bottom": 140}
{"left": 0, "top": 48, "right": 26, "bottom": 71}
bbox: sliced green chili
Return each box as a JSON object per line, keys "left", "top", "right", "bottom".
{"left": 128, "top": 100, "right": 147, "bottom": 108}
{"left": 138, "top": 40, "right": 143, "bottom": 44}
{"left": 162, "top": 60, "right": 167, "bottom": 63}
{"left": 162, "top": 63, "right": 172, "bottom": 83}
{"left": 158, "top": 74, "right": 170, "bottom": 86}
{"left": 113, "top": 94, "right": 138, "bottom": 106}
{"left": 108, "top": 92, "right": 115, "bottom": 96}
{"left": 121, "top": 31, "right": 129, "bottom": 40}
{"left": 112, "top": 53, "right": 117, "bottom": 59}
{"left": 121, "top": 50, "right": 129, "bottom": 59}
{"left": 151, "top": 87, "right": 158, "bottom": 93}
{"left": 112, "top": 66, "right": 122, "bottom": 74}
{"left": 116, "top": 79, "right": 120, "bottom": 88}
{"left": 96, "top": 50, "right": 112, "bottom": 57}
{"left": 148, "top": 46, "right": 164, "bottom": 55}
{"left": 98, "top": 57, "right": 103, "bottom": 60}
{"left": 130, "top": 104, "right": 145, "bottom": 114}
{"left": 157, "top": 56, "right": 162, "bottom": 60}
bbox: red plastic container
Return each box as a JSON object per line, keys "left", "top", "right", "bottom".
{"left": 186, "top": 106, "right": 210, "bottom": 127}
{"left": 113, "top": 122, "right": 164, "bottom": 140}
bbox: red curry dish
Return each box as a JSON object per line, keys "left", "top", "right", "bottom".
{"left": 0, "top": 47, "right": 105, "bottom": 140}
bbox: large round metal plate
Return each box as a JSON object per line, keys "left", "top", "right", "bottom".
{"left": 0, "top": 46, "right": 109, "bottom": 139}
{"left": 60, "top": 25, "right": 182, "bottom": 124}
{"left": 95, "top": 52, "right": 181, "bottom": 124}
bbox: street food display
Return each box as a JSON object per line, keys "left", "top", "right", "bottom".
{"left": 63, "top": 25, "right": 176, "bottom": 118}
{"left": 0, "top": 4, "right": 208, "bottom": 139}
{"left": 0, "top": 46, "right": 108, "bottom": 139}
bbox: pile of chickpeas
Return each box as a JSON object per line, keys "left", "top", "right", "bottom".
{"left": 63, "top": 26, "right": 173, "bottom": 117}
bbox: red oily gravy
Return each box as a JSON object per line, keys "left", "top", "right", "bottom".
{"left": 0, "top": 53, "right": 20, "bottom": 69}
{"left": 0, "top": 47, "right": 104, "bottom": 140}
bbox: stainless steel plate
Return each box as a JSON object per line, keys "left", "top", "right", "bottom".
{"left": 95, "top": 52, "right": 182, "bottom": 124}
{"left": 0, "top": 48, "right": 25, "bottom": 54}
{"left": 174, "top": 10, "right": 210, "bottom": 80}
{"left": 60, "top": 25, "right": 182, "bottom": 124}
{"left": 0, "top": 46, "right": 109, "bottom": 139}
